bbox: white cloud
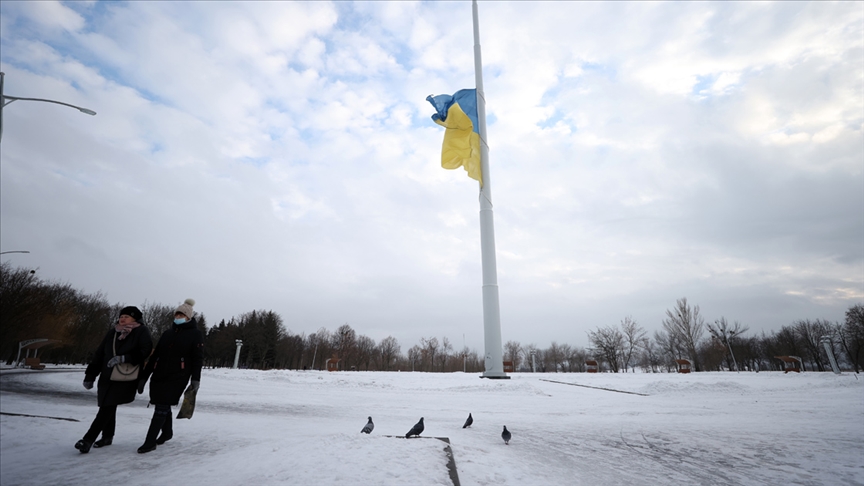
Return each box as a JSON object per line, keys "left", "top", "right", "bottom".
{"left": 17, "top": 0, "right": 85, "bottom": 33}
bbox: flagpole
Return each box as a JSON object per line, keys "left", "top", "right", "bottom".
{"left": 473, "top": 0, "right": 508, "bottom": 379}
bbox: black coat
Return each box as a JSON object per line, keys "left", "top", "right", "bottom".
{"left": 85, "top": 325, "right": 153, "bottom": 407}
{"left": 142, "top": 318, "right": 204, "bottom": 406}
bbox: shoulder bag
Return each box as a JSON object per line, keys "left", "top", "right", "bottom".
{"left": 110, "top": 333, "right": 140, "bottom": 381}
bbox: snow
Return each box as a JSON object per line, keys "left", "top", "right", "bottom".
{"left": 1, "top": 368, "right": 862, "bottom": 485}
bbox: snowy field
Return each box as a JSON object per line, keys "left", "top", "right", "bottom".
{"left": 1, "top": 368, "right": 862, "bottom": 486}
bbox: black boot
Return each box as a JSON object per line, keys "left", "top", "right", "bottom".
{"left": 156, "top": 414, "right": 173, "bottom": 445}
{"left": 138, "top": 407, "right": 169, "bottom": 454}
{"left": 93, "top": 437, "right": 113, "bottom": 448}
{"left": 137, "top": 442, "right": 157, "bottom": 454}
{"left": 75, "top": 439, "right": 93, "bottom": 453}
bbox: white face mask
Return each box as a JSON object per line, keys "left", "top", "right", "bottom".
{"left": 174, "top": 318, "right": 187, "bottom": 325}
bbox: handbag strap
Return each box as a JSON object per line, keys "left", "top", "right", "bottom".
{"left": 112, "top": 333, "right": 118, "bottom": 357}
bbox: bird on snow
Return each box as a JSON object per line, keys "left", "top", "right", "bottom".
{"left": 405, "top": 417, "right": 424, "bottom": 438}
{"left": 502, "top": 426, "right": 511, "bottom": 445}
{"left": 361, "top": 416, "right": 374, "bottom": 434}
{"left": 462, "top": 413, "right": 473, "bottom": 429}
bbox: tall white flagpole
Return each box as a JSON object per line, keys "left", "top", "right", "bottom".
{"left": 473, "top": 0, "right": 508, "bottom": 379}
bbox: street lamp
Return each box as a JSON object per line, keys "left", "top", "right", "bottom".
{"left": 0, "top": 72, "right": 96, "bottom": 142}
{"left": 232, "top": 339, "right": 243, "bottom": 369}
{"left": 0, "top": 250, "right": 30, "bottom": 255}
{"left": 711, "top": 320, "right": 739, "bottom": 372}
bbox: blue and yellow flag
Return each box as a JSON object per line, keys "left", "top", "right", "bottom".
{"left": 426, "top": 89, "right": 481, "bottom": 183}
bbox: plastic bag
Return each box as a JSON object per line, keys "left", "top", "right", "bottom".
{"left": 177, "top": 387, "right": 197, "bottom": 419}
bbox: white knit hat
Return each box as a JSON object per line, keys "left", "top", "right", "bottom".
{"left": 175, "top": 298, "right": 196, "bottom": 319}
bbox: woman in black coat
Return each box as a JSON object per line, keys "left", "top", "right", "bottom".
{"left": 75, "top": 306, "right": 153, "bottom": 453}
{"left": 137, "top": 298, "right": 204, "bottom": 454}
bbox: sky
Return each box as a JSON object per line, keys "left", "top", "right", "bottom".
{"left": 0, "top": 1, "right": 862, "bottom": 352}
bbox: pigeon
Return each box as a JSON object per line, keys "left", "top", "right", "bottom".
{"left": 462, "top": 413, "right": 473, "bottom": 429}
{"left": 501, "top": 426, "right": 511, "bottom": 445}
{"left": 361, "top": 416, "right": 374, "bottom": 434}
{"left": 406, "top": 417, "right": 424, "bottom": 438}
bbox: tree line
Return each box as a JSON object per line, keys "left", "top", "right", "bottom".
{"left": 2, "top": 263, "right": 861, "bottom": 372}
{"left": 0, "top": 262, "right": 207, "bottom": 365}
{"left": 509, "top": 298, "right": 863, "bottom": 374}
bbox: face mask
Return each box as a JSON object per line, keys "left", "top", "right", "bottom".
{"left": 174, "top": 318, "right": 187, "bottom": 325}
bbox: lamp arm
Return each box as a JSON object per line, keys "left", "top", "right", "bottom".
{"left": 2, "top": 95, "right": 96, "bottom": 115}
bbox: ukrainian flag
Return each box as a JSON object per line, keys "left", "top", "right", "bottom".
{"left": 426, "top": 89, "right": 482, "bottom": 183}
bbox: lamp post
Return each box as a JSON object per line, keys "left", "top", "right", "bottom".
{"left": 1, "top": 72, "right": 96, "bottom": 143}
{"left": 711, "top": 321, "right": 739, "bottom": 372}
{"left": 232, "top": 339, "right": 243, "bottom": 369}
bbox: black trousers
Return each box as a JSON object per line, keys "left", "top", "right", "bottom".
{"left": 83, "top": 404, "right": 117, "bottom": 442}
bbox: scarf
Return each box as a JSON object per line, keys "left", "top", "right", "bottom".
{"left": 115, "top": 321, "right": 141, "bottom": 340}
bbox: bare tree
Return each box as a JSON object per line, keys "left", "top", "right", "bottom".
{"left": 333, "top": 324, "right": 357, "bottom": 370}
{"left": 306, "top": 328, "right": 332, "bottom": 370}
{"left": 545, "top": 342, "right": 564, "bottom": 372}
{"left": 565, "top": 346, "right": 588, "bottom": 372}
{"left": 377, "top": 336, "right": 400, "bottom": 371}
{"left": 588, "top": 326, "right": 624, "bottom": 372}
{"left": 638, "top": 339, "right": 662, "bottom": 373}
{"left": 794, "top": 319, "right": 832, "bottom": 371}
{"left": 140, "top": 301, "right": 175, "bottom": 339}
{"left": 662, "top": 298, "right": 706, "bottom": 371}
{"left": 620, "top": 316, "right": 647, "bottom": 372}
{"left": 407, "top": 345, "right": 422, "bottom": 372}
{"left": 355, "top": 335, "right": 376, "bottom": 371}
{"left": 439, "top": 337, "right": 453, "bottom": 371}
{"left": 557, "top": 343, "right": 572, "bottom": 371}
{"left": 504, "top": 340, "right": 523, "bottom": 371}
{"left": 461, "top": 347, "right": 483, "bottom": 373}
{"left": 840, "top": 304, "right": 864, "bottom": 372}
{"left": 654, "top": 329, "right": 685, "bottom": 372}
{"left": 421, "top": 337, "right": 439, "bottom": 372}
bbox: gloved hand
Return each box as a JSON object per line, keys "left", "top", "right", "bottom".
{"left": 137, "top": 380, "right": 146, "bottom": 395}
{"left": 83, "top": 380, "right": 94, "bottom": 390}
{"left": 186, "top": 380, "right": 200, "bottom": 393}
{"left": 106, "top": 355, "right": 125, "bottom": 367}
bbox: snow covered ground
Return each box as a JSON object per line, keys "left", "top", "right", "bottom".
{"left": 1, "top": 368, "right": 862, "bottom": 485}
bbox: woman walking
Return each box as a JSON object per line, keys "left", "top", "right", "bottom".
{"left": 76, "top": 306, "right": 152, "bottom": 453}
{"left": 137, "top": 298, "right": 204, "bottom": 453}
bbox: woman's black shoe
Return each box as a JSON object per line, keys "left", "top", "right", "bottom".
{"left": 93, "top": 437, "right": 113, "bottom": 448}
{"left": 137, "top": 442, "right": 157, "bottom": 454}
{"left": 74, "top": 440, "right": 93, "bottom": 453}
{"left": 156, "top": 431, "right": 173, "bottom": 445}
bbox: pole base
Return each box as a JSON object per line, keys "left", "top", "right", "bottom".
{"left": 480, "top": 372, "right": 510, "bottom": 379}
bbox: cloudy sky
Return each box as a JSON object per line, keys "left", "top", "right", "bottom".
{"left": 1, "top": 1, "right": 861, "bottom": 352}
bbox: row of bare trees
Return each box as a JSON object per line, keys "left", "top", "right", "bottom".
{"left": 3, "top": 263, "right": 861, "bottom": 372}
{"left": 499, "top": 298, "right": 863, "bottom": 374}
{"left": 204, "top": 319, "right": 488, "bottom": 372}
